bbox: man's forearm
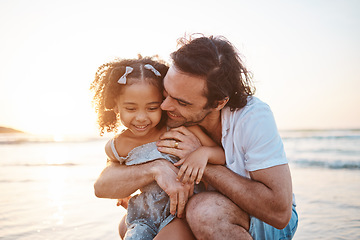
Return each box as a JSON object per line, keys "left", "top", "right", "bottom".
{"left": 94, "top": 159, "right": 193, "bottom": 218}
{"left": 94, "top": 161, "right": 156, "bottom": 199}
{"left": 203, "top": 164, "right": 293, "bottom": 229}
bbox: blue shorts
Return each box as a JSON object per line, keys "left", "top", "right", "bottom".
{"left": 249, "top": 204, "right": 298, "bottom": 240}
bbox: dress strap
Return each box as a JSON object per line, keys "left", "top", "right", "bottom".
{"left": 110, "top": 138, "right": 122, "bottom": 161}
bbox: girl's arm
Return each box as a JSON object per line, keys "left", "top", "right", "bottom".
{"left": 104, "top": 139, "right": 118, "bottom": 162}
{"left": 186, "top": 125, "right": 225, "bottom": 165}
{"left": 104, "top": 139, "right": 131, "bottom": 209}
{"left": 170, "top": 126, "right": 225, "bottom": 183}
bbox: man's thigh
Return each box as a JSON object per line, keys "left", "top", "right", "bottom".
{"left": 186, "top": 191, "right": 251, "bottom": 238}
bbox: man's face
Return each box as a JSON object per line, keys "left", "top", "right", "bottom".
{"left": 161, "top": 65, "right": 213, "bottom": 128}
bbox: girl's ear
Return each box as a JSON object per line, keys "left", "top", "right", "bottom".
{"left": 214, "top": 97, "right": 229, "bottom": 111}
{"left": 113, "top": 105, "right": 119, "bottom": 114}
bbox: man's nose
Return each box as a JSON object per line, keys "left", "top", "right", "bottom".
{"left": 161, "top": 96, "right": 173, "bottom": 111}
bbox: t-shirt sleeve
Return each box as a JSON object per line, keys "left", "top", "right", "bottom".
{"left": 241, "top": 103, "right": 288, "bottom": 172}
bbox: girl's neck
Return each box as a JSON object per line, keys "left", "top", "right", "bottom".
{"left": 123, "top": 125, "right": 166, "bottom": 145}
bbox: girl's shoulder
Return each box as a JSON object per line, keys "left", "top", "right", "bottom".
{"left": 104, "top": 130, "right": 133, "bottom": 160}
{"left": 114, "top": 130, "right": 139, "bottom": 157}
{"left": 106, "top": 126, "right": 167, "bottom": 161}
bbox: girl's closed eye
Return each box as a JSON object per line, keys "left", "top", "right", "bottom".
{"left": 148, "top": 105, "right": 161, "bottom": 111}
{"left": 148, "top": 107, "right": 159, "bottom": 111}
{"left": 125, "top": 107, "right": 136, "bottom": 111}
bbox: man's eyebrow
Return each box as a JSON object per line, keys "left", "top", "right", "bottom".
{"left": 163, "top": 89, "right": 193, "bottom": 105}
{"left": 171, "top": 96, "right": 193, "bottom": 105}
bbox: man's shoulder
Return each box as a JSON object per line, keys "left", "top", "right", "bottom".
{"left": 222, "top": 96, "right": 271, "bottom": 119}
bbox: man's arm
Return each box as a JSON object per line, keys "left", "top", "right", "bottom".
{"left": 203, "top": 163, "right": 293, "bottom": 229}
{"left": 94, "top": 159, "right": 193, "bottom": 218}
{"left": 94, "top": 160, "right": 155, "bottom": 199}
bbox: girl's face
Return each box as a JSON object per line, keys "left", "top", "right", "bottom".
{"left": 115, "top": 82, "right": 163, "bottom": 138}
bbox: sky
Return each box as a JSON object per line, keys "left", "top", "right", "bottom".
{"left": 0, "top": 0, "right": 359, "bottom": 136}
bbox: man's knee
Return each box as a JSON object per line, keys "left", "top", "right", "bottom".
{"left": 186, "top": 192, "right": 227, "bottom": 236}
{"left": 186, "top": 191, "right": 251, "bottom": 237}
{"left": 186, "top": 192, "right": 218, "bottom": 224}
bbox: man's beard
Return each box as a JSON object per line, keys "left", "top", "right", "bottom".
{"left": 166, "top": 109, "right": 212, "bottom": 128}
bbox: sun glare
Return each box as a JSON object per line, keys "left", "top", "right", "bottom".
{"left": 45, "top": 144, "right": 69, "bottom": 165}
{"left": 46, "top": 166, "right": 67, "bottom": 225}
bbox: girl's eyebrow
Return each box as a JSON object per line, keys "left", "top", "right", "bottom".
{"left": 146, "top": 101, "right": 162, "bottom": 105}
{"left": 123, "top": 101, "right": 162, "bottom": 105}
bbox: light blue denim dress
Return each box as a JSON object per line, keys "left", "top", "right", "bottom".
{"left": 110, "top": 140, "right": 204, "bottom": 240}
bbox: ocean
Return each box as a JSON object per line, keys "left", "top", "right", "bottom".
{"left": 0, "top": 129, "right": 359, "bottom": 239}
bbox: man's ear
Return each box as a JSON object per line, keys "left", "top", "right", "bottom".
{"left": 215, "top": 97, "right": 229, "bottom": 110}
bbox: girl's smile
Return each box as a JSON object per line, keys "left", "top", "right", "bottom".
{"left": 115, "top": 82, "right": 163, "bottom": 138}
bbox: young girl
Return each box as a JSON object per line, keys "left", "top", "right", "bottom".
{"left": 90, "top": 56, "right": 225, "bottom": 240}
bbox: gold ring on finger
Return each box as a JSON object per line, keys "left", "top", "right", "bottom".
{"left": 174, "top": 141, "right": 179, "bottom": 149}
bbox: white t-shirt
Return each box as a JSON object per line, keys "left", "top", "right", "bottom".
{"left": 221, "top": 96, "right": 288, "bottom": 178}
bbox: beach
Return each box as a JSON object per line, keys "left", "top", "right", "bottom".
{"left": 0, "top": 129, "right": 359, "bottom": 239}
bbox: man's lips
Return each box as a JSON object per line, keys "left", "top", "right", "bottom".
{"left": 167, "top": 111, "right": 181, "bottom": 119}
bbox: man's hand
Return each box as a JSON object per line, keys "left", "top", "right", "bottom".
{"left": 156, "top": 126, "right": 202, "bottom": 159}
{"left": 152, "top": 159, "right": 194, "bottom": 218}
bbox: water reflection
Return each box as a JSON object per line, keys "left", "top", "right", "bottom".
{"left": 46, "top": 166, "right": 68, "bottom": 225}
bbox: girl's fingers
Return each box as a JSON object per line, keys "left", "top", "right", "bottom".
{"left": 189, "top": 169, "right": 198, "bottom": 184}
{"left": 177, "top": 165, "right": 187, "bottom": 180}
{"left": 174, "top": 158, "right": 185, "bottom": 167}
{"left": 181, "top": 167, "right": 192, "bottom": 184}
{"left": 196, "top": 168, "right": 204, "bottom": 184}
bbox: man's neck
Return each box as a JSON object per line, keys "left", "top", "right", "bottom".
{"left": 199, "top": 110, "right": 222, "bottom": 144}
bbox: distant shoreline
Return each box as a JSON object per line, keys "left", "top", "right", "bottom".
{"left": 0, "top": 126, "right": 24, "bottom": 134}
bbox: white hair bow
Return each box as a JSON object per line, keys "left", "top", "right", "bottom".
{"left": 144, "top": 64, "right": 161, "bottom": 77}
{"left": 118, "top": 66, "right": 133, "bottom": 84}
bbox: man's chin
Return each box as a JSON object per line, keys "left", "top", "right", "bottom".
{"left": 166, "top": 119, "right": 199, "bottom": 128}
{"left": 166, "top": 119, "right": 185, "bottom": 128}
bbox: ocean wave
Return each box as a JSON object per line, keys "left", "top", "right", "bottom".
{"left": 280, "top": 129, "right": 360, "bottom": 140}
{"left": 0, "top": 179, "right": 36, "bottom": 183}
{"left": 291, "top": 148, "right": 360, "bottom": 155}
{"left": 2, "top": 163, "right": 78, "bottom": 167}
{"left": 282, "top": 135, "right": 360, "bottom": 141}
{"left": 292, "top": 159, "right": 360, "bottom": 170}
{"left": 0, "top": 133, "right": 103, "bottom": 145}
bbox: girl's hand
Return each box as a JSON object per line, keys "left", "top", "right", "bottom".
{"left": 174, "top": 147, "right": 209, "bottom": 184}
{"left": 116, "top": 196, "right": 131, "bottom": 209}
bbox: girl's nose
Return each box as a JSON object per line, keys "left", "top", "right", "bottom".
{"left": 135, "top": 111, "right": 147, "bottom": 121}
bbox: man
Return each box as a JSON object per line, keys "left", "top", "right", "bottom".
{"left": 94, "top": 34, "right": 298, "bottom": 239}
